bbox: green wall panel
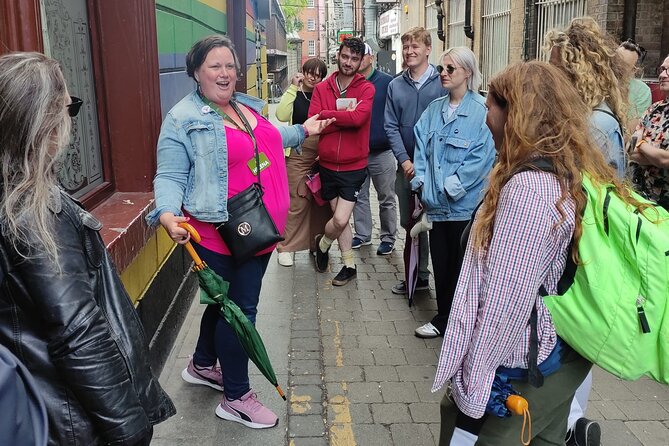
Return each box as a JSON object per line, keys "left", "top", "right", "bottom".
{"left": 156, "top": 0, "right": 226, "bottom": 58}
{"left": 156, "top": 10, "right": 176, "bottom": 55}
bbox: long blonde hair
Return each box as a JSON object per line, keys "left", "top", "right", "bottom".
{"left": 544, "top": 17, "right": 629, "bottom": 132}
{"left": 473, "top": 61, "right": 641, "bottom": 260}
{"left": 0, "top": 52, "right": 71, "bottom": 265}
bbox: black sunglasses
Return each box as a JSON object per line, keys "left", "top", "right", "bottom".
{"left": 67, "top": 96, "right": 83, "bottom": 117}
{"left": 622, "top": 39, "right": 647, "bottom": 64}
{"left": 436, "top": 64, "right": 459, "bottom": 75}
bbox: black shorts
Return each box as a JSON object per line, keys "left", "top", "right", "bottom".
{"left": 319, "top": 166, "right": 367, "bottom": 202}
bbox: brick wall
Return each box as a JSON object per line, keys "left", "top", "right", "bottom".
{"left": 635, "top": 0, "right": 666, "bottom": 75}
{"left": 298, "top": 6, "right": 321, "bottom": 65}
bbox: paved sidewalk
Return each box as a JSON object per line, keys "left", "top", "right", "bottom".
{"left": 153, "top": 222, "right": 669, "bottom": 446}
{"left": 153, "top": 106, "right": 669, "bottom": 445}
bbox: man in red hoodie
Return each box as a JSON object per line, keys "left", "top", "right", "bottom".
{"left": 308, "top": 37, "right": 375, "bottom": 286}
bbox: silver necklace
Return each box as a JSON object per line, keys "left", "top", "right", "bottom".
{"left": 299, "top": 86, "right": 311, "bottom": 102}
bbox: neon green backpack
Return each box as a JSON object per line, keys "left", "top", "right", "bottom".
{"left": 542, "top": 173, "right": 669, "bottom": 384}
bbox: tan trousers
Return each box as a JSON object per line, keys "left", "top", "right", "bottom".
{"left": 277, "top": 136, "right": 332, "bottom": 253}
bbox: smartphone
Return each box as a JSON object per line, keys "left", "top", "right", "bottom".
{"left": 336, "top": 98, "right": 357, "bottom": 110}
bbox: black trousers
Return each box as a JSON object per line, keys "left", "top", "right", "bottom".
{"left": 428, "top": 220, "right": 470, "bottom": 333}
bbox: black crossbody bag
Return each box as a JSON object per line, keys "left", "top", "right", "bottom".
{"left": 214, "top": 100, "right": 283, "bottom": 264}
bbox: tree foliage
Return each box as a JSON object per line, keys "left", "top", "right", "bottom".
{"left": 280, "top": 0, "right": 307, "bottom": 33}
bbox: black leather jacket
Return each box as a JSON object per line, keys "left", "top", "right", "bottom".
{"left": 0, "top": 191, "right": 175, "bottom": 445}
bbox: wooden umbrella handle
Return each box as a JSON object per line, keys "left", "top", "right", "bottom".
{"left": 177, "top": 222, "right": 205, "bottom": 270}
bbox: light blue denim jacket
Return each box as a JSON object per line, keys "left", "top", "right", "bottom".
{"left": 146, "top": 91, "right": 305, "bottom": 226}
{"left": 410, "top": 90, "right": 495, "bottom": 222}
{"left": 590, "top": 102, "right": 625, "bottom": 179}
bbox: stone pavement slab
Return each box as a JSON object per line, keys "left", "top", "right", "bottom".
{"left": 153, "top": 104, "right": 669, "bottom": 445}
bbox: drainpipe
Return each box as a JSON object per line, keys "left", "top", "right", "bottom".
{"left": 523, "top": 0, "right": 533, "bottom": 60}
{"left": 622, "top": 0, "right": 637, "bottom": 40}
{"left": 435, "top": 0, "right": 445, "bottom": 42}
{"left": 464, "top": 0, "right": 474, "bottom": 40}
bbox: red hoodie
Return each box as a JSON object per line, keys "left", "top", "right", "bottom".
{"left": 308, "top": 72, "right": 375, "bottom": 171}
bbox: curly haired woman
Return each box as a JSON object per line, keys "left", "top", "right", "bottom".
{"left": 546, "top": 17, "right": 630, "bottom": 180}
{"left": 433, "top": 61, "right": 642, "bottom": 446}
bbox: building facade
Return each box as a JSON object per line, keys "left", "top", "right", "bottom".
{"left": 375, "top": 0, "right": 667, "bottom": 89}
{"left": 296, "top": 0, "right": 325, "bottom": 66}
{"left": 0, "top": 0, "right": 271, "bottom": 374}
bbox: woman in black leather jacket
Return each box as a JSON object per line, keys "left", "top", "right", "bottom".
{"left": 0, "top": 52, "right": 175, "bottom": 445}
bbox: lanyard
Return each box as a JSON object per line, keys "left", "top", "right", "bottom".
{"left": 198, "top": 93, "right": 262, "bottom": 185}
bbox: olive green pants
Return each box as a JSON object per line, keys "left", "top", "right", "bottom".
{"left": 439, "top": 347, "right": 592, "bottom": 446}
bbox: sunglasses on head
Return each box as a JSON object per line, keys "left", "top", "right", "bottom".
{"left": 622, "top": 39, "right": 647, "bottom": 64}
{"left": 67, "top": 96, "right": 83, "bottom": 117}
{"left": 436, "top": 64, "right": 459, "bottom": 75}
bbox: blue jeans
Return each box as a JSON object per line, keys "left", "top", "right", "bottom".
{"left": 191, "top": 244, "right": 271, "bottom": 399}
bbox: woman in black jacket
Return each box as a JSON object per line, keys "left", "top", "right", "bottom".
{"left": 0, "top": 52, "right": 175, "bottom": 445}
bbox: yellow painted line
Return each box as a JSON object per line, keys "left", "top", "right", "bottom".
{"left": 290, "top": 393, "right": 312, "bottom": 415}
{"left": 198, "top": 0, "right": 226, "bottom": 13}
{"left": 329, "top": 321, "right": 356, "bottom": 445}
{"left": 334, "top": 320, "right": 344, "bottom": 367}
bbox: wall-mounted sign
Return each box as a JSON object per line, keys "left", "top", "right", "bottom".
{"left": 337, "top": 30, "right": 354, "bottom": 42}
{"left": 379, "top": 9, "right": 399, "bottom": 38}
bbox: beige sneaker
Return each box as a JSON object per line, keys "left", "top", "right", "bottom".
{"left": 277, "top": 251, "right": 294, "bottom": 267}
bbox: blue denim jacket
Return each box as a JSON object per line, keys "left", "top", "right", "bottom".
{"left": 410, "top": 90, "right": 495, "bottom": 221}
{"left": 590, "top": 102, "right": 625, "bottom": 179}
{"left": 146, "top": 91, "right": 305, "bottom": 226}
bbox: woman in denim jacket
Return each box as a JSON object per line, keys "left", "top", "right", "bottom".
{"left": 410, "top": 47, "right": 495, "bottom": 339}
{"left": 146, "top": 35, "right": 332, "bottom": 430}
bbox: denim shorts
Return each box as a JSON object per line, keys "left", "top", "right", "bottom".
{"left": 319, "top": 165, "right": 367, "bottom": 202}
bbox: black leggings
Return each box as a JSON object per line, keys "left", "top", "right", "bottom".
{"left": 428, "top": 220, "right": 470, "bottom": 333}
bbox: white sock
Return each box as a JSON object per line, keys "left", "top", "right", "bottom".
{"left": 449, "top": 427, "right": 478, "bottom": 446}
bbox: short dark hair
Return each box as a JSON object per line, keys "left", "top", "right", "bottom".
{"left": 186, "top": 35, "right": 240, "bottom": 78}
{"left": 339, "top": 37, "right": 365, "bottom": 57}
{"left": 620, "top": 39, "right": 647, "bottom": 64}
{"left": 302, "top": 58, "right": 327, "bottom": 78}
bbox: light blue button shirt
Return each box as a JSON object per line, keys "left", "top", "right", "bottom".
{"left": 410, "top": 65, "right": 435, "bottom": 91}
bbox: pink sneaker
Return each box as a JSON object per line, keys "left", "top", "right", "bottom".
{"left": 181, "top": 359, "right": 223, "bottom": 392}
{"left": 215, "top": 390, "right": 278, "bottom": 429}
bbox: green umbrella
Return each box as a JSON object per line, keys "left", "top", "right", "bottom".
{"left": 179, "top": 223, "right": 286, "bottom": 400}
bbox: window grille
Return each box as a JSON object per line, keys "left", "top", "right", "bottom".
{"left": 480, "top": 0, "right": 511, "bottom": 91}
{"left": 535, "top": 0, "right": 586, "bottom": 60}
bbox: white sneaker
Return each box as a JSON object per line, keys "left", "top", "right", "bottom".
{"left": 410, "top": 213, "right": 433, "bottom": 238}
{"left": 415, "top": 322, "right": 441, "bottom": 338}
{"left": 277, "top": 251, "right": 294, "bottom": 267}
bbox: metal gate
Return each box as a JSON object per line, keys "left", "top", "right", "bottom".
{"left": 535, "top": 0, "right": 586, "bottom": 59}
{"left": 480, "top": 0, "right": 511, "bottom": 91}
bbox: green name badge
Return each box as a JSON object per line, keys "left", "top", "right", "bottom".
{"left": 248, "top": 152, "right": 271, "bottom": 175}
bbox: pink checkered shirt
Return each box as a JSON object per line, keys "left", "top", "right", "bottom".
{"left": 432, "top": 170, "right": 576, "bottom": 418}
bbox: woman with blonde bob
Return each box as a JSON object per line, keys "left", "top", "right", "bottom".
{"left": 432, "top": 61, "right": 642, "bottom": 445}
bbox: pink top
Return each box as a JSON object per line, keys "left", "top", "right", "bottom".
{"left": 185, "top": 110, "right": 289, "bottom": 256}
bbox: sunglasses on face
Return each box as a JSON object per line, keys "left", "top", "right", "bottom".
{"left": 436, "top": 64, "right": 459, "bottom": 75}
{"left": 67, "top": 96, "right": 83, "bottom": 117}
{"left": 622, "top": 39, "right": 647, "bottom": 64}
